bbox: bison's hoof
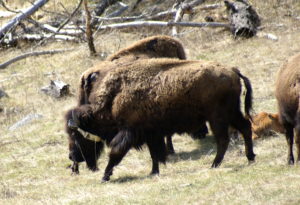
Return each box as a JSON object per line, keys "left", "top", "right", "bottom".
{"left": 247, "top": 153, "right": 256, "bottom": 162}
{"left": 211, "top": 162, "right": 221, "bottom": 168}
{"left": 167, "top": 149, "right": 175, "bottom": 155}
{"left": 71, "top": 171, "right": 79, "bottom": 175}
{"left": 150, "top": 171, "right": 159, "bottom": 176}
{"left": 288, "top": 159, "right": 295, "bottom": 165}
{"left": 248, "top": 160, "right": 255, "bottom": 165}
{"left": 90, "top": 167, "right": 99, "bottom": 172}
{"left": 101, "top": 176, "right": 110, "bottom": 183}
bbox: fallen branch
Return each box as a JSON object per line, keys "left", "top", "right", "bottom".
{"left": 172, "top": 2, "right": 191, "bottom": 36}
{"left": 0, "top": 49, "right": 73, "bottom": 69}
{"left": 96, "top": 20, "right": 230, "bottom": 30}
{"left": 93, "top": 0, "right": 206, "bottom": 22}
{"left": 92, "top": 0, "right": 122, "bottom": 26}
{"left": 0, "top": 0, "right": 49, "bottom": 38}
{"left": 55, "top": 0, "right": 84, "bottom": 34}
{"left": 106, "top": 2, "right": 129, "bottom": 18}
{"left": 26, "top": 19, "right": 83, "bottom": 36}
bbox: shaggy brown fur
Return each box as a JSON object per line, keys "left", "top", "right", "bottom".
{"left": 78, "top": 35, "right": 186, "bottom": 105}
{"left": 106, "top": 35, "right": 186, "bottom": 62}
{"left": 251, "top": 112, "right": 284, "bottom": 139}
{"left": 69, "top": 58, "right": 255, "bottom": 181}
{"left": 275, "top": 53, "right": 300, "bottom": 164}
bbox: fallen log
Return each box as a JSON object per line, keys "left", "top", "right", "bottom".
{"left": 0, "top": 49, "right": 73, "bottom": 69}
{"left": 96, "top": 20, "right": 230, "bottom": 30}
{"left": 224, "top": 0, "right": 260, "bottom": 38}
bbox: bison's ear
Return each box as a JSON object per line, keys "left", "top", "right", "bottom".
{"left": 78, "top": 76, "right": 86, "bottom": 105}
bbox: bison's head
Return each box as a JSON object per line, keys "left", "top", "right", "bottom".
{"left": 65, "top": 109, "right": 104, "bottom": 172}
{"left": 251, "top": 112, "right": 285, "bottom": 139}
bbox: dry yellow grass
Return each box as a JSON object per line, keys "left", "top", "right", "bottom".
{"left": 1, "top": 0, "right": 300, "bottom": 204}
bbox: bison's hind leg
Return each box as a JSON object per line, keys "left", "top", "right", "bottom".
{"left": 146, "top": 135, "right": 167, "bottom": 175}
{"left": 209, "top": 120, "right": 230, "bottom": 168}
{"left": 283, "top": 122, "right": 295, "bottom": 165}
{"left": 166, "top": 135, "right": 175, "bottom": 155}
{"left": 231, "top": 111, "right": 256, "bottom": 163}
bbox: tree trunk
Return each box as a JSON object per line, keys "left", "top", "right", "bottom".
{"left": 83, "top": 0, "right": 97, "bottom": 56}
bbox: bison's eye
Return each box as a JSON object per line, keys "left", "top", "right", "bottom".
{"left": 90, "top": 72, "right": 99, "bottom": 82}
{"left": 85, "top": 72, "right": 99, "bottom": 88}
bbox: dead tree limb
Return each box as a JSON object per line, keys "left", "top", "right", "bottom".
{"left": 172, "top": 2, "right": 193, "bottom": 36}
{"left": 31, "top": 0, "right": 84, "bottom": 49}
{"left": 0, "top": 49, "right": 73, "bottom": 69}
{"left": 0, "top": 0, "right": 49, "bottom": 38}
{"left": 92, "top": 0, "right": 122, "bottom": 26}
{"left": 107, "top": 2, "right": 129, "bottom": 18}
{"left": 55, "top": 0, "right": 84, "bottom": 34}
{"left": 96, "top": 20, "right": 230, "bottom": 30}
{"left": 83, "top": 0, "right": 97, "bottom": 56}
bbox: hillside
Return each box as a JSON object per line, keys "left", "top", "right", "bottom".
{"left": 1, "top": 0, "right": 300, "bottom": 204}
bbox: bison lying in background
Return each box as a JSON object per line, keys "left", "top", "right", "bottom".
{"left": 251, "top": 112, "right": 284, "bottom": 139}
{"left": 67, "top": 58, "right": 255, "bottom": 181}
{"left": 106, "top": 35, "right": 186, "bottom": 62}
{"left": 275, "top": 53, "right": 300, "bottom": 164}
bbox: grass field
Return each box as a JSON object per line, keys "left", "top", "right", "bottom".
{"left": 1, "top": 0, "right": 300, "bottom": 204}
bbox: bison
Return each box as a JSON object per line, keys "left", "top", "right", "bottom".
{"left": 106, "top": 35, "right": 186, "bottom": 62}
{"left": 275, "top": 53, "right": 300, "bottom": 164}
{"left": 67, "top": 58, "right": 255, "bottom": 181}
{"left": 68, "top": 35, "right": 190, "bottom": 173}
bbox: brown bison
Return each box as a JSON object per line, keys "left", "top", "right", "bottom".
{"left": 68, "top": 35, "right": 191, "bottom": 173}
{"left": 251, "top": 112, "right": 284, "bottom": 139}
{"left": 275, "top": 53, "right": 300, "bottom": 164}
{"left": 67, "top": 58, "right": 255, "bottom": 181}
{"left": 106, "top": 35, "right": 186, "bottom": 62}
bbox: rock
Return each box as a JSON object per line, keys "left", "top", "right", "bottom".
{"left": 41, "top": 80, "right": 70, "bottom": 98}
{"left": 0, "top": 89, "right": 8, "bottom": 98}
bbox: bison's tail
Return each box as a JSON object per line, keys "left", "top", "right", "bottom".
{"left": 233, "top": 68, "right": 253, "bottom": 120}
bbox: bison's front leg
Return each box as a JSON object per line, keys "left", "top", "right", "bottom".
{"left": 102, "top": 129, "right": 133, "bottom": 182}
{"left": 146, "top": 136, "right": 167, "bottom": 175}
